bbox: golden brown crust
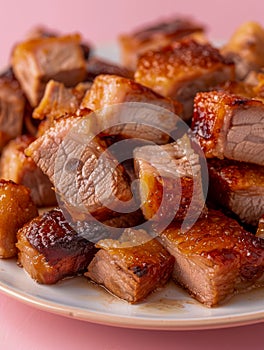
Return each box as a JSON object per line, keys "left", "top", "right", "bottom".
{"left": 208, "top": 158, "right": 264, "bottom": 192}
{"left": 119, "top": 16, "right": 206, "bottom": 70}
{"left": 0, "top": 180, "right": 38, "bottom": 258}
{"left": 0, "top": 135, "right": 57, "bottom": 207}
{"left": 86, "top": 229, "right": 174, "bottom": 303}
{"left": 12, "top": 34, "right": 87, "bottom": 106}
{"left": 16, "top": 207, "right": 97, "bottom": 284}
{"left": 192, "top": 90, "right": 264, "bottom": 158}
{"left": 135, "top": 40, "right": 234, "bottom": 89}
{"left": 162, "top": 209, "right": 264, "bottom": 265}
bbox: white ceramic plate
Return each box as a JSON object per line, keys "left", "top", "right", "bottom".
{"left": 0, "top": 258, "right": 264, "bottom": 330}
{"left": 0, "top": 43, "right": 263, "bottom": 331}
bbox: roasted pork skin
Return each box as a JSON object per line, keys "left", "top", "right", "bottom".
{"left": 160, "top": 209, "right": 264, "bottom": 307}
{"left": 16, "top": 207, "right": 97, "bottom": 284}
{"left": 86, "top": 228, "right": 174, "bottom": 303}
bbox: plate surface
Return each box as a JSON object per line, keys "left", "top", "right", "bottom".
{"left": 0, "top": 258, "right": 264, "bottom": 330}
{"left": 0, "top": 43, "right": 263, "bottom": 331}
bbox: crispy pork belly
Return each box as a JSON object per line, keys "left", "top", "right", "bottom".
{"left": 81, "top": 74, "right": 182, "bottom": 144}
{"left": 208, "top": 159, "right": 264, "bottom": 226}
{"left": 0, "top": 180, "right": 38, "bottom": 258}
{"left": 86, "top": 228, "right": 174, "bottom": 303}
{"left": 33, "top": 80, "right": 90, "bottom": 121}
{"left": 222, "top": 22, "right": 264, "bottom": 80}
{"left": 256, "top": 215, "right": 264, "bottom": 238}
{"left": 119, "top": 16, "right": 206, "bottom": 70}
{"left": 26, "top": 115, "right": 133, "bottom": 221}
{"left": 0, "top": 69, "right": 26, "bottom": 151}
{"left": 86, "top": 57, "right": 133, "bottom": 81}
{"left": 12, "top": 34, "right": 87, "bottom": 107}
{"left": 26, "top": 26, "right": 91, "bottom": 60}
{"left": 133, "top": 137, "right": 205, "bottom": 224}
{"left": 192, "top": 91, "right": 264, "bottom": 165}
{"left": 135, "top": 39, "right": 235, "bottom": 121}
{"left": 0, "top": 135, "right": 57, "bottom": 207}
{"left": 16, "top": 207, "right": 98, "bottom": 284}
{"left": 103, "top": 210, "right": 145, "bottom": 228}
{"left": 32, "top": 80, "right": 91, "bottom": 135}
{"left": 160, "top": 209, "right": 264, "bottom": 307}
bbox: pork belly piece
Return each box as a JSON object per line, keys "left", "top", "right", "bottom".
{"left": 33, "top": 80, "right": 90, "bottom": 121}
{"left": 0, "top": 180, "right": 38, "bottom": 258}
{"left": 207, "top": 158, "right": 264, "bottom": 226}
{"left": 222, "top": 22, "right": 264, "bottom": 80}
{"left": 81, "top": 74, "right": 182, "bottom": 144}
{"left": 256, "top": 215, "right": 264, "bottom": 238}
{"left": 0, "top": 68, "right": 26, "bottom": 151}
{"left": 12, "top": 34, "right": 87, "bottom": 107}
{"left": 32, "top": 80, "right": 91, "bottom": 135}
{"left": 86, "top": 228, "right": 174, "bottom": 303}
{"left": 26, "top": 26, "right": 91, "bottom": 60}
{"left": 26, "top": 115, "right": 133, "bottom": 221}
{"left": 160, "top": 209, "right": 264, "bottom": 307}
{"left": 16, "top": 207, "right": 98, "bottom": 284}
{"left": 135, "top": 39, "right": 235, "bottom": 121}
{"left": 133, "top": 137, "right": 205, "bottom": 225}
{"left": 86, "top": 57, "right": 133, "bottom": 81}
{"left": 0, "top": 135, "right": 57, "bottom": 207}
{"left": 192, "top": 90, "right": 264, "bottom": 165}
{"left": 103, "top": 210, "right": 145, "bottom": 228}
{"left": 119, "top": 16, "right": 206, "bottom": 70}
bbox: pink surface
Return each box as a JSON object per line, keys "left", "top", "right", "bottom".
{"left": 0, "top": 1, "right": 263, "bottom": 349}
{"left": 0, "top": 0, "right": 264, "bottom": 67}
{"left": 0, "top": 292, "right": 264, "bottom": 350}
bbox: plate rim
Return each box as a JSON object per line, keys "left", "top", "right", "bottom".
{"left": 1, "top": 278, "right": 264, "bottom": 331}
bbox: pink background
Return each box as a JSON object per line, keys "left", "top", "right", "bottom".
{"left": 0, "top": 0, "right": 264, "bottom": 67}
{"left": 0, "top": 0, "right": 264, "bottom": 349}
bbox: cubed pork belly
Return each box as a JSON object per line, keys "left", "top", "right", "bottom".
{"left": 33, "top": 80, "right": 90, "bottom": 121}
{"left": 221, "top": 22, "right": 264, "bottom": 80}
{"left": 25, "top": 115, "right": 133, "bottom": 221}
{"left": 256, "top": 215, "right": 264, "bottom": 238}
{"left": 0, "top": 68, "right": 26, "bottom": 150}
{"left": 0, "top": 180, "right": 38, "bottom": 258}
{"left": 81, "top": 74, "right": 182, "bottom": 144}
{"left": 207, "top": 158, "right": 264, "bottom": 226}
{"left": 160, "top": 209, "right": 264, "bottom": 307}
{"left": 16, "top": 207, "right": 98, "bottom": 284}
{"left": 133, "top": 137, "right": 206, "bottom": 225}
{"left": 135, "top": 39, "right": 235, "bottom": 121}
{"left": 32, "top": 80, "right": 91, "bottom": 135}
{"left": 0, "top": 135, "right": 57, "bottom": 207}
{"left": 12, "top": 34, "right": 87, "bottom": 107}
{"left": 86, "top": 57, "right": 133, "bottom": 81}
{"left": 86, "top": 228, "right": 174, "bottom": 303}
{"left": 26, "top": 26, "right": 91, "bottom": 60}
{"left": 119, "top": 16, "right": 206, "bottom": 70}
{"left": 192, "top": 91, "right": 264, "bottom": 165}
